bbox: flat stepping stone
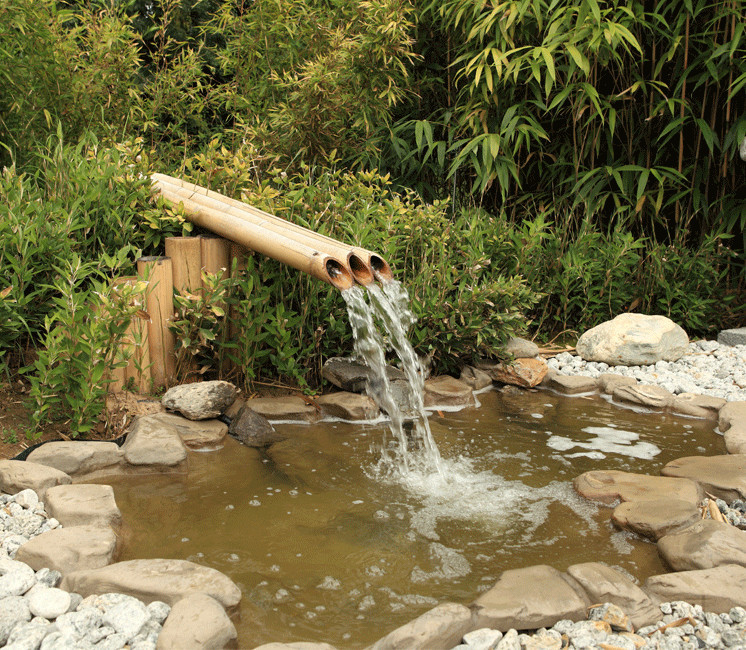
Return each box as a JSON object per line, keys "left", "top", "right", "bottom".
{"left": 566, "top": 562, "right": 660, "bottom": 629}
{"left": 612, "top": 384, "right": 674, "bottom": 409}
{"left": 60, "top": 558, "right": 241, "bottom": 608}
{"left": 44, "top": 484, "right": 121, "bottom": 528}
{"left": 245, "top": 397, "right": 319, "bottom": 422}
{"left": 0, "top": 460, "right": 71, "bottom": 499}
{"left": 611, "top": 498, "right": 701, "bottom": 541}
{"left": 661, "top": 455, "right": 746, "bottom": 502}
{"left": 644, "top": 564, "right": 746, "bottom": 613}
{"left": 657, "top": 520, "right": 746, "bottom": 571}
{"left": 574, "top": 470, "right": 701, "bottom": 506}
{"left": 122, "top": 415, "right": 187, "bottom": 468}
{"left": 26, "top": 441, "right": 122, "bottom": 477}
{"left": 16, "top": 525, "right": 117, "bottom": 574}
{"left": 543, "top": 373, "right": 599, "bottom": 394}
{"left": 162, "top": 380, "right": 238, "bottom": 420}
{"left": 148, "top": 412, "right": 227, "bottom": 449}
{"left": 472, "top": 565, "right": 589, "bottom": 630}
{"left": 597, "top": 373, "right": 637, "bottom": 394}
{"left": 670, "top": 393, "right": 726, "bottom": 420}
{"left": 368, "top": 602, "right": 473, "bottom": 650}
{"left": 316, "top": 392, "right": 379, "bottom": 420}
{"left": 157, "top": 593, "right": 237, "bottom": 649}
{"left": 477, "top": 358, "right": 548, "bottom": 388}
{"left": 322, "top": 356, "right": 404, "bottom": 393}
{"left": 423, "top": 376, "right": 475, "bottom": 408}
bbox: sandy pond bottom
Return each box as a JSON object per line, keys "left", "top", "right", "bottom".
{"left": 99, "top": 389, "right": 726, "bottom": 649}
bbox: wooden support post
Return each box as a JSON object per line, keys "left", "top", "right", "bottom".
{"left": 137, "top": 256, "right": 176, "bottom": 389}
{"left": 109, "top": 277, "right": 152, "bottom": 393}
{"left": 200, "top": 235, "right": 231, "bottom": 285}
{"left": 165, "top": 236, "right": 202, "bottom": 295}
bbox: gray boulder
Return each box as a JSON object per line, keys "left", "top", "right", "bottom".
{"left": 321, "top": 357, "right": 405, "bottom": 393}
{"left": 157, "top": 593, "right": 237, "bottom": 649}
{"left": 576, "top": 313, "right": 689, "bottom": 365}
{"left": 162, "top": 381, "right": 238, "bottom": 420}
{"left": 228, "top": 405, "right": 283, "bottom": 447}
{"left": 459, "top": 366, "right": 493, "bottom": 390}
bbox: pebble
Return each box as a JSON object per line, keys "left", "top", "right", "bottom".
{"left": 0, "top": 490, "right": 171, "bottom": 649}
{"left": 453, "top": 602, "right": 746, "bottom": 649}
{"left": 548, "top": 340, "right": 746, "bottom": 401}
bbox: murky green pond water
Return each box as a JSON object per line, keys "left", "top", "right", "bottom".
{"left": 100, "top": 389, "right": 725, "bottom": 648}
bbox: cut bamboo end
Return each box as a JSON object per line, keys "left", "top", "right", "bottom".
{"left": 137, "top": 256, "right": 176, "bottom": 389}
{"left": 165, "top": 237, "right": 202, "bottom": 294}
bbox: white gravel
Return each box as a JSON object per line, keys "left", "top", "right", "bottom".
{"left": 547, "top": 340, "right": 746, "bottom": 402}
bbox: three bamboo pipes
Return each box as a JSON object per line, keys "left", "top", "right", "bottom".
{"left": 151, "top": 173, "right": 393, "bottom": 291}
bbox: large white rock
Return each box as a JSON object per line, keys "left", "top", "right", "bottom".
{"left": 162, "top": 381, "right": 238, "bottom": 420}
{"left": 576, "top": 314, "right": 689, "bottom": 365}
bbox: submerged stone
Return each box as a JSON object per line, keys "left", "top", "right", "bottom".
{"left": 574, "top": 470, "right": 701, "bottom": 506}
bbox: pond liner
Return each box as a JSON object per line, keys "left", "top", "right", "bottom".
{"left": 11, "top": 432, "right": 129, "bottom": 462}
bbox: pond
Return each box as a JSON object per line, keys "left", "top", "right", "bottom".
{"left": 100, "top": 388, "right": 725, "bottom": 648}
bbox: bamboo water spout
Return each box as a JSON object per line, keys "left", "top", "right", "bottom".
{"left": 152, "top": 179, "right": 354, "bottom": 291}
{"left": 152, "top": 174, "right": 393, "bottom": 286}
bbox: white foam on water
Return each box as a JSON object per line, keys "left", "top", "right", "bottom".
{"left": 546, "top": 426, "right": 661, "bottom": 460}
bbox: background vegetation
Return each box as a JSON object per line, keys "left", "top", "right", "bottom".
{"left": 0, "top": 0, "right": 743, "bottom": 437}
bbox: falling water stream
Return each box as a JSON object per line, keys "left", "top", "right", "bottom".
{"left": 99, "top": 277, "right": 728, "bottom": 648}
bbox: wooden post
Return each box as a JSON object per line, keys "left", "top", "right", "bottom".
{"left": 137, "top": 256, "right": 176, "bottom": 389}
{"left": 200, "top": 235, "right": 231, "bottom": 285}
{"left": 109, "top": 277, "right": 152, "bottom": 393}
{"left": 165, "top": 237, "right": 202, "bottom": 295}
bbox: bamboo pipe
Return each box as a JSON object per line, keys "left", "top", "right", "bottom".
{"left": 154, "top": 177, "right": 374, "bottom": 285}
{"left": 109, "top": 277, "right": 151, "bottom": 393}
{"left": 152, "top": 174, "right": 393, "bottom": 283}
{"left": 152, "top": 188, "right": 354, "bottom": 291}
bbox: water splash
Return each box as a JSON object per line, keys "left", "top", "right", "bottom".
{"left": 341, "top": 280, "right": 444, "bottom": 480}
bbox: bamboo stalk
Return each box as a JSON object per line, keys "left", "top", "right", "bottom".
{"left": 200, "top": 235, "right": 232, "bottom": 286}
{"left": 137, "top": 256, "right": 176, "bottom": 389}
{"left": 165, "top": 237, "right": 202, "bottom": 295}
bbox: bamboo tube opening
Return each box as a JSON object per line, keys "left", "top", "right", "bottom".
{"left": 348, "top": 254, "right": 375, "bottom": 285}
{"left": 369, "top": 254, "right": 393, "bottom": 281}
